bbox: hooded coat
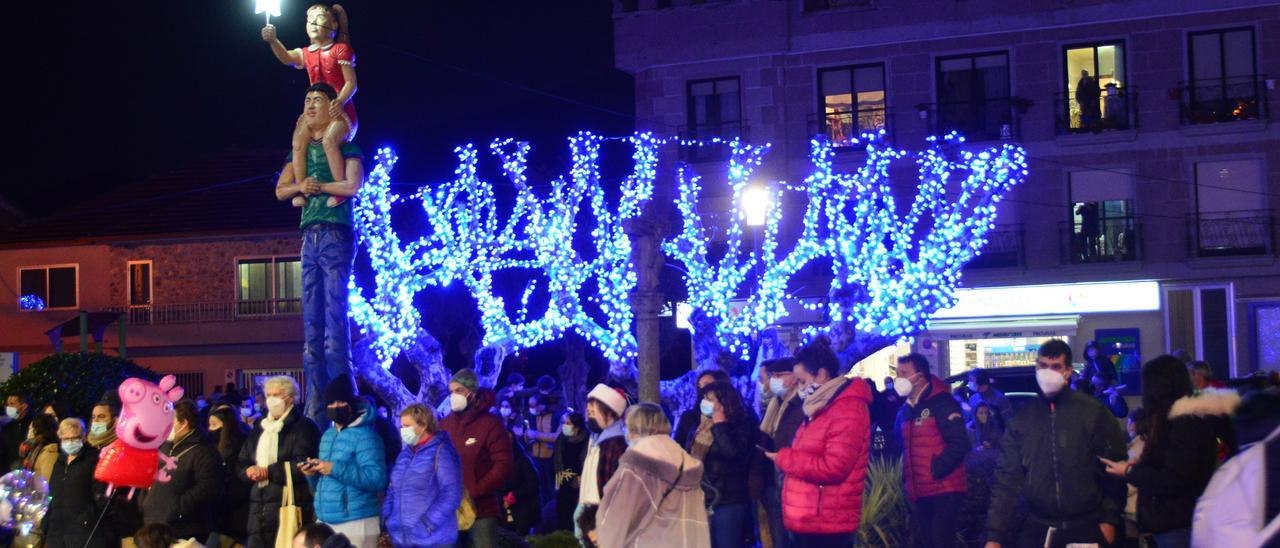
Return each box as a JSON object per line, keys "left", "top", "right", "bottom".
{"left": 776, "top": 377, "right": 872, "bottom": 535}
{"left": 1128, "top": 388, "right": 1240, "bottom": 534}
{"left": 598, "top": 435, "right": 710, "bottom": 548}
{"left": 439, "top": 388, "right": 514, "bottom": 520}
{"left": 383, "top": 431, "right": 463, "bottom": 547}
{"left": 896, "top": 375, "right": 969, "bottom": 501}
{"left": 313, "top": 402, "right": 389, "bottom": 524}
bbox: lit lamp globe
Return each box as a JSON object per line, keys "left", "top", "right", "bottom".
{"left": 742, "top": 184, "right": 771, "bottom": 227}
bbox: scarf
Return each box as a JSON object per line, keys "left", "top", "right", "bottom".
{"left": 689, "top": 415, "right": 715, "bottom": 461}
{"left": 87, "top": 428, "right": 117, "bottom": 450}
{"left": 761, "top": 386, "right": 799, "bottom": 438}
{"left": 19, "top": 437, "right": 46, "bottom": 471}
{"left": 801, "top": 377, "right": 850, "bottom": 418}
{"left": 255, "top": 407, "right": 290, "bottom": 487}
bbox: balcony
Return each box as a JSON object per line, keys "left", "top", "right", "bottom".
{"left": 921, "top": 97, "right": 1027, "bottom": 141}
{"left": 105, "top": 299, "right": 301, "bottom": 326}
{"left": 1178, "top": 75, "right": 1269, "bottom": 125}
{"left": 1055, "top": 86, "right": 1137, "bottom": 135}
{"left": 1188, "top": 210, "right": 1275, "bottom": 258}
{"left": 964, "top": 225, "right": 1024, "bottom": 269}
{"left": 678, "top": 121, "right": 748, "bottom": 163}
{"left": 808, "top": 109, "right": 891, "bottom": 148}
{"left": 1063, "top": 216, "right": 1140, "bottom": 264}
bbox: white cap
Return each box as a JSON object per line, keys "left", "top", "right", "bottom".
{"left": 586, "top": 384, "right": 628, "bottom": 417}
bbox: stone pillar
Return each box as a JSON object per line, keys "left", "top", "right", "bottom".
{"left": 625, "top": 214, "right": 665, "bottom": 403}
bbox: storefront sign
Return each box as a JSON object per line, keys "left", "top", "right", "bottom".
{"left": 933, "top": 280, "right": 1160, "bottom": 319}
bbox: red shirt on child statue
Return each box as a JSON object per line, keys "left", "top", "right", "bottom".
{"left": 302, "top": 41, "right": 358, "bottom": 134}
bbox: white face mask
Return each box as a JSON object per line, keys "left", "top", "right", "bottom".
{"left": 769, "top": 378, "right": 787, "bottom": 397}
{"left": 699, "top": 399, "right": 715, "bottom": 417}
{"left": 266, "top": 396, "right": 287, "bottom": 418}
{"left": 1036, "top": 368, "right": 1069, "bottom": 397}
{"left": 893, "top": 376, "right": 915, "bottom": 398}
{"left": 450, "top": 393, "right": 469, "bottom": 412}
{"left": 561, "top": 424, "right": 575, "bottom": 437}
{"left": 499, "top": 407, "right": 512, "bottom": 418}
{"left": 399, "top": 426, "right": 419, "bottom": 446}
{"left": 90, "top": 422, "right": 109, "bottom": 436}
{"left": 797, "top": 382, "right": 821, "bottom": 400}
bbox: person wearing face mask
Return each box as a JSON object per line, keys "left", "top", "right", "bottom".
{"left": 238, "top": 375, "right": 321, "bottom": 548}
{"left": 966, "top": 370, "right": 1013, "bottom": 427}
{"left": 764, "top": 337, "right": 872, "bottom": 547}
{"left": 303, "top": 374, "right": 387, "bottom": 548}
{"left": 382, "top": 403, "right": 463, "bottom": 548}
{"left": 87, "top": 397, "right": 120, "bottom": 450}
{"left": 0, "top": 392, "right": 34, "bottom": 471}
{"left": 694, "top": 380, "right": 759, "bottom": 548}
{"left": 141, "top": 399, "right": 223, "bottom": 542}
{"left": 552, "top": 412, "right": 589, "bottom": 531}
{"left": 574, "top": 383, "right": 629, "bottom": 544}
{"left": 523, "top": 393, "right": 560, "bottom": 506}
{"left": 208, "top": 405, "right": 252, "bottom": 546}
{"left": 673, "top": 369, "right": 731, "bottom": 454}
{"left": 893, "top": 353, "right": 970, "bottom": 548}
{"left": 984, "top": 339, "right": 1127, "bottom": 548}
{"left": 86, "top": 394, "right": 143, "bottom": 548}
{"left": 597, "top": 402, "right": 710, "bottom": 547}
{"left": 967, "top": 402, "right": 1004, "bottom": 452}
{"left": 497, "top": 398, "right": 518, "bottom": 429}
{"left": 439, "top": 368, "right": 514, "bottom": 548}
{"left": 41, "top": 418, "right": 106, "bottom": 548}
{"left": 758, "top": 357, "right": 805, "bottom": 548}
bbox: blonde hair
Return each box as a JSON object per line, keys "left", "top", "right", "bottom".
{"left": 401, "top": 403, "right": 438, "bottom": 434}
{"left": 58, "top": 418, "right": 86, "bottom": 438}
{"left": 624, "top": 402, "right": 670, "bottom": 438}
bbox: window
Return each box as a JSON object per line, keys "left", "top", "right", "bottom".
{"left": 1165, "top": 284, "right": 1236, "bottom": 378}
{"left": 18, "top": 265, "right": 77, "bottom": 310}
{"left": 236, "top": 256, "right": 301, "bottom": 315}
{"left": 1062, "top": 42, "right": 1130, "bottom": 132}
{"left": 1249, "top": 301, "right": 1280, "bottom": 373}
{"left": 1068, "top": 170, "right": 1137, "bottom": 263}
{"left": 935, "top": 52, "right": 1014, "bottom": 140}
{"left": 684, "top": 77, "right": 742, "bottom": 161}
{"left": 1192, "top": 159, "right": 1269, "bottom": 256}
{"left": 127, "top": 261, "right": 152, "bottom": 307}
{"left": 818, "top": 64, "right": 886, "bottom": 146}
{"left": 1185, "top": 28, "right": 1262, "bottom": 124}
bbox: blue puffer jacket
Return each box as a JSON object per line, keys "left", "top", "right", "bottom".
{"left": 313, "top": 404, "right": 388, "bottom": 524}
{"left": 383, "top": 431, "right": 464, "bottom": 547}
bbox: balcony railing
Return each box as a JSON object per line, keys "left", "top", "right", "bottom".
{"left": 922, "top": 97, "right": 1026, "bottom": 141}
{"left": 1055, "top": 86, "right": 1137, "bottom": 135}
{"left": 678, "top": 121, "right": 748, "bottom": 162}
{"left": 1179, "top": 75, "right": 1269, "bottom": 125}
{"left": 1063, "top": 217, "right": 1141, "bottom": 264}
{"left": 808, "top": 109, "right": 891, "bottom": 147}
{"left": 1188, "top": 210, "right": 1274, "bottom": 258}
{"left": 965, "top": 225, "right": 1024, "bottom": 269}
{"left": 104, "top": 299, "right": 301, "bottom": 325}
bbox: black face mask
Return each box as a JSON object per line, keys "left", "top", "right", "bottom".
{"left": 586, "top": 418, "right": 604, "bottom": 434}
{"left": 327, "top": 405, "right": 353, "bottom": 426}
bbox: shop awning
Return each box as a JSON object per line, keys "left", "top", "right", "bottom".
{"left": 924, "top": 315, "right": 1081, "bottom": 341}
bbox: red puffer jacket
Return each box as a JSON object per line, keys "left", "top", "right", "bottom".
{"left": 897, "top": 375, "right": 969, "bottom": 502}
{"left": 776, "top": 377, "right": 872, "bottom": 534}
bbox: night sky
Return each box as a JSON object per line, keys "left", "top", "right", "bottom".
{"left": 11, "top": 1, "right": 633, "bottom": 216}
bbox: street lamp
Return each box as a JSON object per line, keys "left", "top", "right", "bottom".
{"left": 256, "top": 0, "right": 282, "bottom": 25}
{"left": 742, "top": 183, "right": 771, "bottom": 227}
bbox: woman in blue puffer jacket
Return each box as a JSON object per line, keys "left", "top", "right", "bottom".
{"left": 383, "top": 403, "right": 463, "bottom": 548}
{"left": 305, "top": 376, "right": 388, "bottom": 547}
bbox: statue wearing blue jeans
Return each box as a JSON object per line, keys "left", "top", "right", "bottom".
{"left": 274, "top": 83, "right": 364, "bottom": 424}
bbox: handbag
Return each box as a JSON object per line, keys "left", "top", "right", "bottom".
{"left": 275, "top": 464, "right": 303, "bottom": 548}
{"left": 433, "top": 444, "right": 476, "bottom": 531}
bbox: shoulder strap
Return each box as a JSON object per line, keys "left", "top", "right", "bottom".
{"left": 283, "top": 463, "right": 295, "bottom": 507}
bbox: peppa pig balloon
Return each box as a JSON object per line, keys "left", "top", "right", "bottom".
{"left": 94, "top": 375, "right": 184, "bottom": 497}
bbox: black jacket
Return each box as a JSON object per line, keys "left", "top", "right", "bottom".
{"left": 237, "top": 406, "right": 321, "bottom": 544}
{"left": 504, "top": 437, "right": 542, "bottom": 535}
{"left": 214, "top": 428, "right": 251, "bottom": 538}
{"left": 986, "top": 389, "right": 1128, "bottom": 545}
{"left": 141, "top": 431, "right": 223, "bottom": 540}
{"left": 1127, "top": 390, "right": 1237, "bottom": 534}
{"left": 766, "top": 395, "right": 807, "bottom": 452}
{"left": 0, "top": 411, "right": 33, "bottom": 471}
{"left": 42, "top": 445, "right": 104, "bottom": 537}
{"left": 699, "top": 414, "right": 757, "bottom": 506}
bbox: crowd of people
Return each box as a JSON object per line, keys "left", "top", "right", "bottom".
{"left": 2, "top": 335, "right": 1275, "bottom": 548}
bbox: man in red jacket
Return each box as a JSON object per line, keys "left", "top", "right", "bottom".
{"left": 894, "top": 353, "right": 970, "bottom": 548}
{"left": 765, "top": 337, "right": 872, "bottom": 548}
{"left": 440, "top": 368, "right": 513, "bottom": 548}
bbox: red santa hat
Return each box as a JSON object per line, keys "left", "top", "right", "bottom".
{"left": 586, "top": 384, "right": 628, "bottom": 417}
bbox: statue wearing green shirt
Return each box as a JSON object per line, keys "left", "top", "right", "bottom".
{"left": 274, "top": 83, "right": 364, "bottom": 424}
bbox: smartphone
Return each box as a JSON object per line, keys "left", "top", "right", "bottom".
{"left": 755, "top": 444, "right": 769, "bottom": 452}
